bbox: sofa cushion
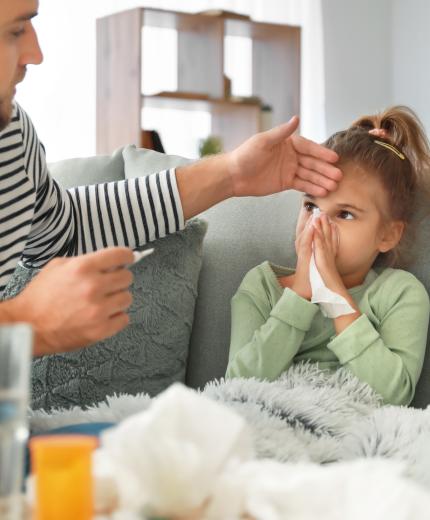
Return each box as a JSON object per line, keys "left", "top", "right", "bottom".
{"left": 48, "top": 145, "right": 192, "bottom": 189}
{"left": 4, "top": 219, "right": 207, "bottom": 411}
{"left": 186, "top": 191, "right": 301, "bottom": 389}
{"left": 48, "top": 148, "right": 125, "bottom": 189}
{"left": 122, "top": 146, "right": 192, "bottom": 179}
{"left": 401, "top": 207, "right": 430, "bottom": 408}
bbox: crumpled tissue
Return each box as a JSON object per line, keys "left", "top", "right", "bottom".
{"left": 95, "top": 383, "right": 253, "bottom": 518}
{"left": 205, "top": 458, "right": 430, "bottom": 520}
{"left": 309, "top": 208, "right": 355, "bottom": 318}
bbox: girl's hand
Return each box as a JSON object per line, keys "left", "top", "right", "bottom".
{"left": 314, "top": 214, "right": 362, "bottom": 332}
{"left": 279, "top": 216, "right": 314, "bottom": 300}
{"left": 313, "top": 214, "right": 345, "bottom": 293}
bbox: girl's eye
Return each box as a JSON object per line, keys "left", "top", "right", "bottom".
{"left": 338, "top": 210, "right": 354, "bottom": 220}
{"left": 304, "top": 201, "right": 317, "bottom": 212}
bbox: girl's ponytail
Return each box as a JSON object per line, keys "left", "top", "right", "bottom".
{"left": 351, "top": 106, "right": 430, "bottom": 191}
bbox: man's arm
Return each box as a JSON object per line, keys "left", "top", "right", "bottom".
{"left": 18, "top": 105, "right": 184, "bottom": 268}
{"left": 21, "top": 108, "right": 340, "bottom": 268}
{"left": 23, "top": 167, "right": 184, "bottom": 266}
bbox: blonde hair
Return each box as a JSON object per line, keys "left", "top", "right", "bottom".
{"left": 324, "top": 106, "right": 430, "bottom": 266}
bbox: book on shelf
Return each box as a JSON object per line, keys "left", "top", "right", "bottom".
{"left": 141, "top": 130, "right": 165, "bottom": 153}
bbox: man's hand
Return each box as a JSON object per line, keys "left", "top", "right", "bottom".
{"left": 9, "top": 248, "right": 134, "bottom": 356}
{"left": 176, "top": 116, "right": 342, "bottom": 219}
{"left": 227, "top": 116, "right": 342, "bottom": 198}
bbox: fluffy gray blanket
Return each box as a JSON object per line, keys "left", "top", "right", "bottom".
{"left": 30, "top": 364, "right": 430, "bottom": 488}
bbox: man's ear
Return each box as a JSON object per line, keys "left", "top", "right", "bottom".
{"left": 378, "top": 221, "right": 405, "bottom": 253}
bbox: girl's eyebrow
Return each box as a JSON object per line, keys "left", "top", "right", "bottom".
{"left": 335, "top": 203, "right": 366, "bottom": 213}
{"left": 304, "top": 194, "right": 365, "bottom": 213}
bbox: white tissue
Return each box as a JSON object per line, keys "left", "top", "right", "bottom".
{"left": 206, "top": 458, "right": 430, "bottom": 520}
{"left": 90, "top": 386, "right": 430, "bottom": 520}
{"left": 96, "top": 384, "right": 253, "bottom": 517}
{"left": 309, "top": 209, "right": 355, "bottom": 318}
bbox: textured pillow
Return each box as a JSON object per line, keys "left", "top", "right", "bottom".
{"left": 3, "top": 219, "right": 207, "bottom": 411}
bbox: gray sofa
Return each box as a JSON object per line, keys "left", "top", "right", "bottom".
{"left": 49, "top": 146, "right": 430, "bottom": 409}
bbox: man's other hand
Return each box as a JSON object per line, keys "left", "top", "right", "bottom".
{"left": 11, "top": 248, "right": 134, "bottom": 356}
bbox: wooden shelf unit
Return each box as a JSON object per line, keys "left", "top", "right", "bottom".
{"left": 96, "top": 8, "right": 300, "bottom": 155}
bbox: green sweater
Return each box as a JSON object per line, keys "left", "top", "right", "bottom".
{"left": 226, "top": 261, "right": 430, "bottom": 405}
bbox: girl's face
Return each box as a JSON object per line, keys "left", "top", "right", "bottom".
{"left": 295, "top": 163, "right": 404, "bottom": 286}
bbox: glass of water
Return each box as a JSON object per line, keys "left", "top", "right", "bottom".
{"left": 0, "top": 324, "right": 32, "bottom": 519}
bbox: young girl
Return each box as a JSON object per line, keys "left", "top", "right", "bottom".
{"left": 226, "top": 106, "right": 430, "bottom": 406}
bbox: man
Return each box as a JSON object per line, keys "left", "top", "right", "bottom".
{"left": 0, "top": 0, "right": 341, "bottom": 356}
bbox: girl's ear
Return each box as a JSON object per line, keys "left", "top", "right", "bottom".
{"left": 378, "top": 221, "right": 405, "bottom": 253}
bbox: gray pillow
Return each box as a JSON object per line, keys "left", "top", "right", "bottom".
{"left": 3, "top": 219, "right": 207, "bottom": 411}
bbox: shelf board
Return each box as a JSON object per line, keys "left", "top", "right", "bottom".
{"left": 225, "top": 18, "right": 300, "bottom": 39}
{"left": 142, "top": 92, "right": 262, "bottom": 112}
{"left": 196, "top": 9, "right": 251, "bottom": 20}
{"left": 141, "top": 8, "right": 224, "bottom": 31}
{"left": 134, "top": 8, "right": 298, "bottom": 33}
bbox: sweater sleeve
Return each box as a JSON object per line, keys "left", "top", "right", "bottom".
{"left": 226, "top": 284, "right": 319, "bottom": 380}
{"left": 327, "top": 274, "right": 430, "bottom": 405}
{"left": 19, "top": 106, "right": 184, "bottom": 266}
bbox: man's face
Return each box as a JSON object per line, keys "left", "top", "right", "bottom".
{"left": 0, "top": 0, "right": 42, "bottom": 130}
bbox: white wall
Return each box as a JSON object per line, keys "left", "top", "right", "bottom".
{"left": 16, "top": 0, "right": 179, "bottom": 163}
{"left": 321, "top": 0, "right": 430, "bottom": 137}
{"left": 321, "top": 0, "right": 392, "bottom": 136}
{"left": 16, "top": 0, "right": 322, "bottom": 162}
{"left": 391, "top": 0, "right": 430, "bottom": 133}
{"left": 16, "top": 0, "right": 430, "bottom": 161}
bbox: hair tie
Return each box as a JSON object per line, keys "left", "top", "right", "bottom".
{"left": 374, "top": 140, "right": 405, "bottom": 160}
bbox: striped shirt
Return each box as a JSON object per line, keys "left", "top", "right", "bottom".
{"left": 0, "top": 104, "right": 184, "bottom": 294}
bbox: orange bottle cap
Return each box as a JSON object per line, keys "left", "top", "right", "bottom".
{"left": 30, "top": 434, "right": 98, "bottom": 520}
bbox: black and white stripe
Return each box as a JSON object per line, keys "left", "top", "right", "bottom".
{"left": 0, "top": 104, "right": 184, "bottom": 294}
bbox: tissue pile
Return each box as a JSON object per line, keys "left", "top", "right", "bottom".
{"left": 91, "top": 384, "right": 430, "bottom": 520}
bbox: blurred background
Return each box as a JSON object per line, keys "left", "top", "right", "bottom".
{"left": 15, "top": 0, "right": 430, "bottom": 163}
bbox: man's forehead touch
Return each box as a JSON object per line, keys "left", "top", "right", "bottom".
{"left": 304, "top": 193, "right": 360, "bottom": 208}
{"left": 304, "top": 173, "right": 383, "bottom": 211}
